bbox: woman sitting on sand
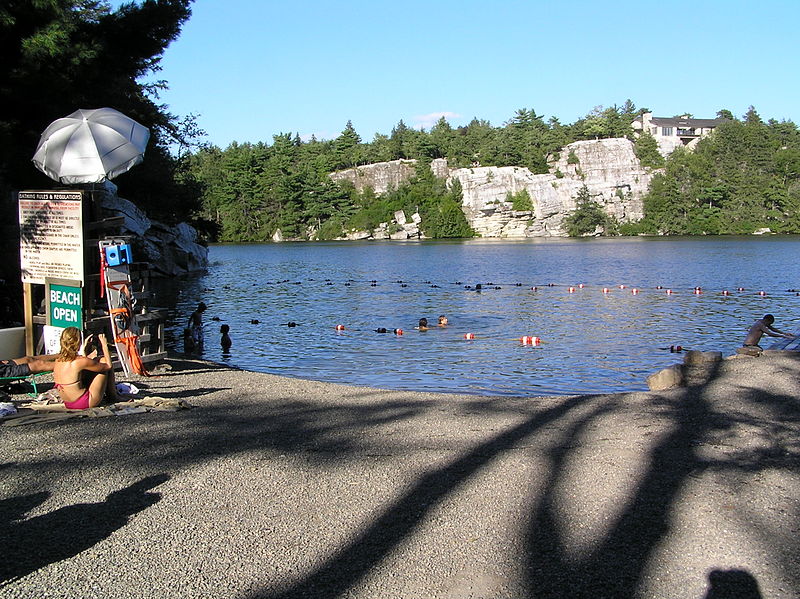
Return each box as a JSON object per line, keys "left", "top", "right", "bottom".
{"left": 53, "top": 328, "right": 117, "bottom": 410}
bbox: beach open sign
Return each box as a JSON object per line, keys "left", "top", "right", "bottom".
{"left": 46, "top": 278, "right": 83, "bottom": 329}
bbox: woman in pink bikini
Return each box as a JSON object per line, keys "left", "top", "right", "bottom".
{"left": 53, "top": 328, "right": 117, "bottom": 409}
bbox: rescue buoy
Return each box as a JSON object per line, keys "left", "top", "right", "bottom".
{"left": 520, "top": 336, "right": 541, "bottom": 345}
{"left": 394, "top": 328, "right": 403, "bottom": 335}
{"left": 335, "top": 324, "right": 345, "bottom": 331}
{"left": 464, "top": 332, "right": 476, "bottom": 340}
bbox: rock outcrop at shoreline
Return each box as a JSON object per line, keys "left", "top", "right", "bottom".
{"left": 95, "top": 181, "right": 209, "bottom": 276}
{"left": 329, "top": 138, "right": 653, "bottom": 239}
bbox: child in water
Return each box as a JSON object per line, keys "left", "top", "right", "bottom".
{"left": 416, "top": 318, "right": 429, "bottom": 331}
{"left": 220, "top": 324, "right": 232, "bottom": 351}
{"left": 438, "top": 315, "right": 448, "bottom": 327}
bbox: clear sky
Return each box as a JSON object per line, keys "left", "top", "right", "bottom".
{"left": 119, "top": 0, "right": 799, "bottom": 148}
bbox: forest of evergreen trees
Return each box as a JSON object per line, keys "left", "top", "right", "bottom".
{"left": 3, "top": 5, "right": 799, "bottom": 249}
{"left": 183, "top": 103, "right": 800, "bottom": 242}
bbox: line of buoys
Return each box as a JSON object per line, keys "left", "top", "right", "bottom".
{"left": 374, "top": 328, "right": 403, "bottom": 335}
{"left": 244, "top": 279, "right": 800, "bottom": 298}
{"left": 325, "top": 327, "right": 539, "bottom": 344}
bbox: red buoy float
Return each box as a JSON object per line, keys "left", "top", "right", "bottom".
{"left": 335, "top": 324, "right": 346, "bottom": 331}
{"left": 520, "top": 336, "right": 541, "bottom": 345}
{"left": 464, "top": 332, "right": 476, "bottom": 340}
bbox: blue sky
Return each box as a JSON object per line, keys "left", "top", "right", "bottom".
{"left": 118, "top": 0, "right": 799, "bottom": 148}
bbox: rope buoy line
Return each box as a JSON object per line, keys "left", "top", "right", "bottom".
{"left": 220, "top": 278, "right": 800, "bottom": 296}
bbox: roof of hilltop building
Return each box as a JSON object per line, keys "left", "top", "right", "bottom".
{"left": 647, "top": 116, "right": 728, "bottom": 128}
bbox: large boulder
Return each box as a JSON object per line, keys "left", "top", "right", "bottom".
{"left": 97, "top": 182, "right": 208, "bottom": 277}
{"left": 682, "top": 350, "right": 723, "bottom": 366}
{"left": 646, "top": 364, "right": 685, "bottom": 391}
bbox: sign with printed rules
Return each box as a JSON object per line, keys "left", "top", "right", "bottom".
{"left": 18, "top": 190, "right": 84, "bottom": 284}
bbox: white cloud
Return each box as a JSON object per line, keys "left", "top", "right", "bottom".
{"left": 412, "top": 111, "right": 462, "bottom": 130}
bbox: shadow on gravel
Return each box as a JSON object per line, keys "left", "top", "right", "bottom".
{"left": 235, "top": 358, "right": 797, "bottom": 598}
{"left": 0, "top": 474, "right": 169, "bottom": 586}
{"left": 4, "top": 355, "right": 799, "bottom": 597}
{"left": 704, "top": 568, "right": 763, "bottom": 599}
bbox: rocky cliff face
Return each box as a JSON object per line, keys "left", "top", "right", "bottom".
{"left": 329, "top": 159, "right": 418, "bottom": 195}
{"left": 330, "top": 138, "right": 653, "bottom": 238}
{"left": 96, "top": 181, "right": 209, "bottom": 276}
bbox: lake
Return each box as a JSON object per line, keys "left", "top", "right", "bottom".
{"left": 154, "top": 236, "right": 800, "bottom": 396}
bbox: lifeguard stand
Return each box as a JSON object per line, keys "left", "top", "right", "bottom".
{"left": 17, "top": 188, "right": 166, "bottom": 368}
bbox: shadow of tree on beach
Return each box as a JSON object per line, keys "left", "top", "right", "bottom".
{"left": 0, "top": 474, "right": 169, "bottom": 586}
{"left": 236, "top": 358, "right": 797, "bottom": 598}
{"left": 3, "top": 355, "right": 799, "bottom": 597}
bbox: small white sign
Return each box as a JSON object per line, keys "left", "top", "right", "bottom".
{"left": 42, "top": 325, "right": 66, "bottom": 356}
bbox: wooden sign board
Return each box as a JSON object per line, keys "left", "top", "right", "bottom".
{"left": 18, "top": 190, "right": 85, "bottom": 285}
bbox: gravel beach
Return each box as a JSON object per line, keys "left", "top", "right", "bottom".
{"left": 1, "top": 351, "right": 799, "bottom": 598}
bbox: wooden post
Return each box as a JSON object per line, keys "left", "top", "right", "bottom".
{"left": 23, "top": 283, "right": 34, "bottom": 356}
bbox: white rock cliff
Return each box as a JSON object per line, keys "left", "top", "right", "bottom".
{"left": 329, "top": 138, "right": 653, "bottom": 238}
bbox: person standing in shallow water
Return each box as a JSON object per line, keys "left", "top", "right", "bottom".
{"left": 188, "top": 302, "right": 207, "bottom": 350}
{"left": 743, "top": 313, "right": 796, "bottom": 348}
{"left": 220, "top": 324, "right": 232, "bottom": 351}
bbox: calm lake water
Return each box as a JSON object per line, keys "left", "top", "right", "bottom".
{"left": 155, "top": 237, "right": 800, "bottom": 396}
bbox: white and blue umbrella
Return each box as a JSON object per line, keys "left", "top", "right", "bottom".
{"left": 32, "top": 107, "right": 150, "bottom": 184}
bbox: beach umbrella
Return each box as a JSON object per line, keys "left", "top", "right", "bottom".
{"left": 31, "top": 107, "right": 150, "bottom": 184}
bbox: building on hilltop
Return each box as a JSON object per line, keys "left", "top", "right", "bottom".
{"left": 631, "top": 112, "right": 728, "bottom": 156}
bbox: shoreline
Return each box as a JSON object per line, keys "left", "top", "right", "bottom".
{"left": 2, "top": 351, "right": 799, "bottom": 597}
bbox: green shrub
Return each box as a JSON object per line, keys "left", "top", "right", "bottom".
{"left": 507, "top": 189, "right": 533, "bottom": 211}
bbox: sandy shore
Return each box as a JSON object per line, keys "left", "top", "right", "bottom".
{"left": 1, "top": 351, "right": 799, "bottom": 598}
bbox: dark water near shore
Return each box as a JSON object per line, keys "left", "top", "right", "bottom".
{"left": 153, "top": 236, "right": 800, "bottom": 396}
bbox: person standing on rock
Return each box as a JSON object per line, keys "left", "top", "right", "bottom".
{"left": 743, "top": 314, "right": 795, "bottom": 348}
